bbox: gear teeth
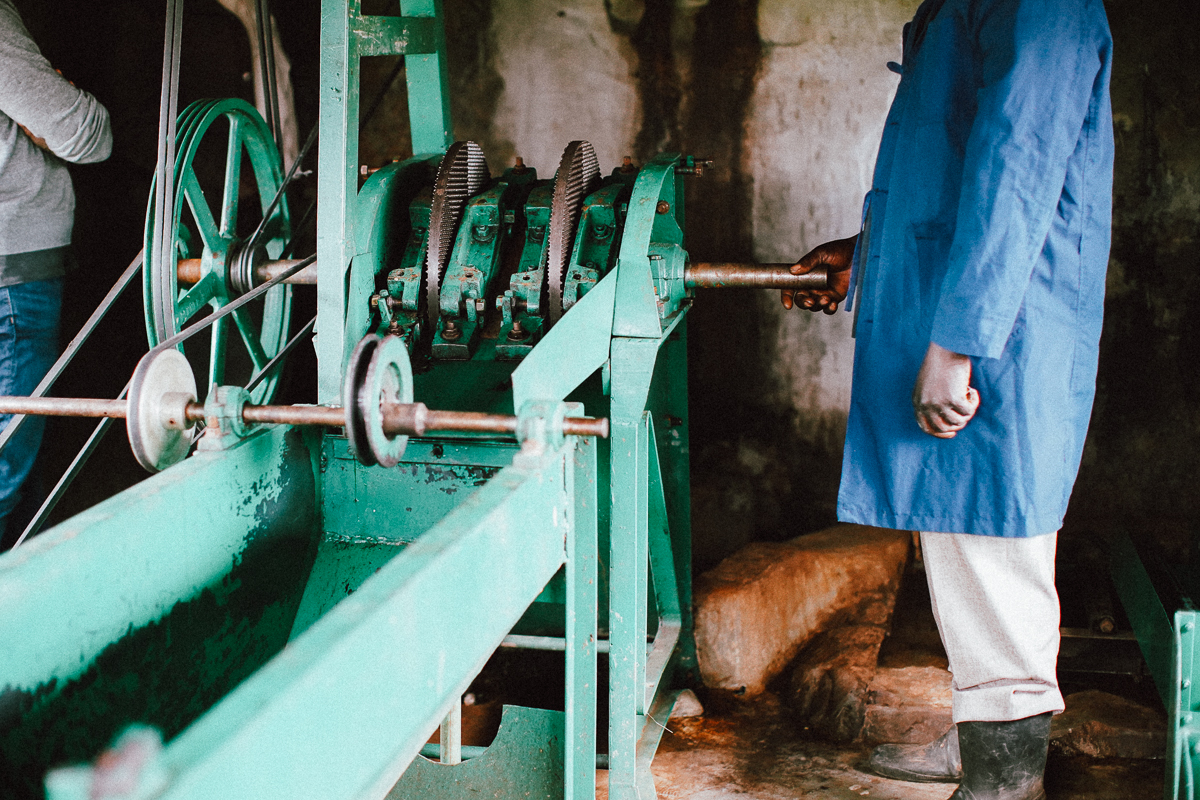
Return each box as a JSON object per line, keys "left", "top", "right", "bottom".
{"left": 547, "top": 141, "right": 602, "bottom": 326}
{"left": 425, "top": 141, "right": 489, "bottom": 337}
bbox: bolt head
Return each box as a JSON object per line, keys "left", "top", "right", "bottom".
{"left": 656, "top": 200, "right": 670, "bottom": 215}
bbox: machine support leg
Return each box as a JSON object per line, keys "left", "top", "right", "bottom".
{"left": 439, "top": 703, "right": 462, "bottom": 765}
{"left": 609, "top": 412, "right": 651, "bottom": 800}
{"left": 565, "top": 435, "right": 600, "bottom": 800}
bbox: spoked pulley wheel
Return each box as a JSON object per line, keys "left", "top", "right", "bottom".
{"left": 547, "top": 140, "right": 601, "bottom": 326}
{"left": 144, "top": 98, "right": 292, "bottom": 404}
{"left": 424, "top": 141, "right": 489, "bottom": 336}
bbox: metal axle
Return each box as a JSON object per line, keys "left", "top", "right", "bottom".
{"left": 0, "top": 396, "right": 609, "bottom": 439}
{"left": 178, "top": 258, "right": 319, "bottom": 286}
{"left": 684, "top": 262, "right": 830, "bottom": 290}
{"left": 180, "top": 259, "right": 832, "bottom": 293}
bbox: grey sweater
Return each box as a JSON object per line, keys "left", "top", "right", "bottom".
{"left": 0, "top": 0, "right": 111, "bottom": 282}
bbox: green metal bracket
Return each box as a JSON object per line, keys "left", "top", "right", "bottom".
{"left": 348, "top": 156, "right": 438, "bottom": 362}
{"left": 196, "top": 384, "right": 254, "bottom": 451}
{"left": 432, "top": 176, "right": 527, "bottom": 359}
{"left": 496, "top": 181, "right": 551, "bottom": 358}
{"left": 612, "top": 153, "right": 686, "bottom": 340}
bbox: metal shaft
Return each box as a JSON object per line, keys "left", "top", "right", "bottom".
{"left": 0, "top": 397, "right": 127, "bottom": 419}
{"left": 187, "top": 402, "right": 609, "bottom": 438}
{"left": 0, "top": 397, "right": 609, "bottom": 440}
{"left": 178, "top": 258, "right": 319, "bottom": 286}
{"left": 684, "top": 262, "right": 830, "bottom": 290}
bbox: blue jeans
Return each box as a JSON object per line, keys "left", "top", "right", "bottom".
{"left": 0, "top": 277, "right": 62, "bottom": 541}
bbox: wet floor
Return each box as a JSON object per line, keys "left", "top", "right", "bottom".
{"left": 595, "top": 692, "right": 1163, "bottom": 800}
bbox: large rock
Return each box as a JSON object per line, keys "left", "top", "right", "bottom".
{"left": 862, "top": 666, "right": 954, "bottom": 745}
{"left": 788, "top": 624, "right": 888, "bottom": 740}
{"left": 1051, "top": 690, "right": 1166, "bottom": 760}
{"left": 694, "top": 524, "right": 910, "bottom": 695}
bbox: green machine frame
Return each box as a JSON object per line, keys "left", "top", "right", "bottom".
{"left": 0, "top": 2, "right": 693, "bottom": 799}
{"left": 1111, "top": 532, "right": 1200, "bottom": 800}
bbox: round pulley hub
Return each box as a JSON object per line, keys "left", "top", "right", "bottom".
{"left": 424, "top": 142, "right": 489, "bottom": 337}
{"left": 547, "top": 140, "right": 601, "bottom": 325}
{"left": 127, "top": 349, "right": 198, "bottom": 473}
{"left": 343, "top": 334, "right": 416, "bottom": 468}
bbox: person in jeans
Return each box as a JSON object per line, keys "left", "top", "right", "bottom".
{"left": 0, "top": 0, "right": 111, "bottom": 545}
{"left": 784, "top": 1, "right": 1113, "bottom": 798}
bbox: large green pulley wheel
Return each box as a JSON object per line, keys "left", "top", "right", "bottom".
{"left": 144, "top": 98, "right": 292, "bottom": 405}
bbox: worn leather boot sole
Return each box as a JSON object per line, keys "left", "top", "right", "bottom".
{"left": 866, "top": 726, "right": 962, "bottom": 783}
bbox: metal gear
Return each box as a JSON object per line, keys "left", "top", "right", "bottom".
{"left": 424, "top": 141, "right": 489, "bottom": 337}
{"left": 547, "top": 140, "right": 601, "bottom": 325}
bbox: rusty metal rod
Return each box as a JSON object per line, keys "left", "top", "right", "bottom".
{"left": 0, "top": 397, "right": 127, "bottom": 419}
{"left": 0, "top": 396, "right": 609, "bottom": 439}
{"left": 684, "top": 262, "right": 830, "bottom": 291}
{"left": 192, "top": 401, "right": 610, "bottom": 438}
{"left": 177, "top": 258, "right": 319, "bottom": 286}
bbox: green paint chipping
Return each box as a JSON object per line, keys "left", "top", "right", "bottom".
{"left": 0, "top": 429, "right": 320, "bottom": 799}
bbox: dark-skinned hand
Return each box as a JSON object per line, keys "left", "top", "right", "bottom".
{"left": 912, "top": 341, "right": 980, "bottom": 438}
{"left": 781, "top": 235, "right": 857, "bottom": 315}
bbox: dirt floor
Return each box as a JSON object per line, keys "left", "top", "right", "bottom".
{"left": 593, "top": 692, "right": 1164, "bottom": 799}
{"left": 590, "top": 543, "right": 1166, "bottom": 800}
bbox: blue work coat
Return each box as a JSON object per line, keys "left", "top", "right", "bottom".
{"left": 838, "top": 0, "right": 1114, "bottom": 537}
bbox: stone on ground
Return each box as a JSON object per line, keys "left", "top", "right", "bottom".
{"left": 669, "top": 689, "right": 705, "bottom": 721}
{"left": 1050, "top": 690, "right": 1166, "bottom": 759}
{"left": 693, "top": 524, "right": 911, "bottom": 695}
{"left": 788, "top": 624, "right": 888, "bottom": 741}
{"left": 862, "top": 666, "right": 954, "bottom": 745}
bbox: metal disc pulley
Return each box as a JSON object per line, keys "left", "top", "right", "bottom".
{"left": 424, "top": 141, "right": 489, "bottom": 336}
{"left": 144, "top": 98, "right": 293, "bottom": 405}
{"left": 127, "top": 349, "right": 198, "bottom": 473}
{"left": 547, "top": 140, "right": 601, "bottom": 325}
{"left": 343, "top": 334, "right": 416, "bottom": 468}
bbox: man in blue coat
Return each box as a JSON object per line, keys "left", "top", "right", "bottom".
{"left": 784, "top": 0, "right": 1113, "bottom": 797}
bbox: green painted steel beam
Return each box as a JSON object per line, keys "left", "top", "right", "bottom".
{"left": 317, "top": 0, "right": 452, "bottom": 401}
{"left": 0, "top": 426, "right": 320, "bottom": 794}
{"left": 1109, "top": 532, "right": 1175, "bottom": 706}
{"left": 511, "top": 269, "right": 618, "bottom": 412}
{"left": 565, "top": 434, "right": 600, "bottom": 800}
{"left": 400, "top": 0, "right": 453, "bottom": 156}
{"left": 76, "top": 435, "right": 578, "bottom": 800}
{"left": 351, "top": 15, "right": 438, "bottom": 57}
{"left": 607, "top": 411, "right": 651, "bottom": 800}
{"left": 1170, "top": 610, "right": 1200, "bottom": 800}
{"left": 316, "top": 0, "right": 362, "bottom": 402}
{"left": 0, "top": 425, "right": 316, "bottom": 694}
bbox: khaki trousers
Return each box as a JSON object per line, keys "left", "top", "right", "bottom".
{"left": 920, "top": 530, "right": 1064, "bottom": 723}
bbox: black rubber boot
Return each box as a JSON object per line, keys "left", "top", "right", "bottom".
{"left": 867, "top": 726, "right": 962, "bottom": 783}
{"left": 949, "top": 713, "right": 1052, "bottom": 800}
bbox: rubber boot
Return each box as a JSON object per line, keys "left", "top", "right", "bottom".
{"left": 949, "top": 713, "right": 1052, "bottom": 800}
{"left": 867, "top": 726, "right": 962, "bottom": 783}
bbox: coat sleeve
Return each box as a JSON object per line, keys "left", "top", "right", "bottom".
{"left": 0, "top": 1, "right": 111, "bottom": 164}
{"left": 929, "top": 0, "right": 1108, "bottom": 359}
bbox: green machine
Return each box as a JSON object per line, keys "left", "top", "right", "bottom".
{"left": 0, "top": 2, "right": 827, "bottom": 799}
